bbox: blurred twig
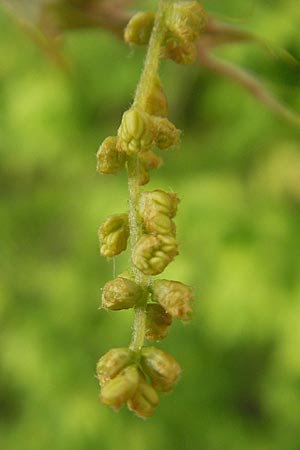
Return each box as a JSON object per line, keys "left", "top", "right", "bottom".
{"left": 197, "top": 45, "right": 300, "bottom": 128}
{"left": 196, "top": 18, "right": 300, "bottom": 128}
{"left": 0, "top": 0, "right": 132, "bottom": 38}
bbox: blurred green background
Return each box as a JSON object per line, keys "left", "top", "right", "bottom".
{"left": 1, "top": 1, "right": 300, "bottom": 449}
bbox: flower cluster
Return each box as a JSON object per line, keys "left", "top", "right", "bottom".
{"left": 97, "top": 347, "right": 181, "bottom": 418}
{"left": 125, "top": 1, "right": 206, "bottom": 65}
{"left": 95, "top": 1, "right": 202, "bottom": 418}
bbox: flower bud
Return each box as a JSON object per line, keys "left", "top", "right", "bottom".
{"left": 141, "top": 347, "right": 181, "bottom": 392}
{"left": 144, "top": 76, "right": 168, "bottom": 117}
{"left": 140, "top": 190, "right": 179, "bottom": 219}
{"left": 96, "top": 136, "right": 125, "bottom": 175}
{"left": 145, "top": 304, "right": 172, "bottom": 341}
{"left": 151, "top": 215, "right": 175, "bottom": 236}
{"left": 117, "top": 108, "right": 156, "bottom": 155}
{"left": 161, "top": 38, "right": 197, "bottom": 65}
{"left": 101, "top": 277, "right": 143, "bottom": 310}
{"left": 124, "top": 11, "right": 155, "bottom": 46}
{"left": 137, "top": 151, "right": 162, "bottom": 186}
{"left": 137, "top": 164, "right": 150, "bottom": 186}
{"left": 127, "top": 371, "right": 159, "bottom": 418}
{"left": 99, "top": 364, "right": 139, "bottom": 411}
{"left": 132, "top": 234, "right": 178, "bottom": 275}
{"left": 98, "top": 214, "right": 129, "bottom": 258}
{"left": 166, "top": 2, "right": 206, "bottom": 43}
{"left": 152, "top": 279, "right": 193, "bottom": 322}
{"left": 144, "top": 212, "right": 175, "bottom": 236}
{"left": 96, "top": 348, "right": 132, "bottom": 386}
{"left": 153, "top": 117, "right": 181, "bottom": 150}
{"left": 140, "top": 151, "right": 162, "bottom": 172}
{"left": 140, "top": 189, "right": 178, "bottom": 235}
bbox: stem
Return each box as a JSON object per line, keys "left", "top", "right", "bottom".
{"left": 133, "top": 0, "right": 171, "bottom": 110}
{"left": 128, "top": 0, "right": 171, "bottom": 353}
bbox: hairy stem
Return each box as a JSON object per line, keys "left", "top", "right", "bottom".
{"left": 128, "top": 0, "right": 171, "bottom": 353}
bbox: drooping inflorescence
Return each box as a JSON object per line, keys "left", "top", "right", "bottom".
{"left": 95, "top": 1, "right": 205, "bottom": 418}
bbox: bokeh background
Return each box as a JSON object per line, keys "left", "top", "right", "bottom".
{"left": 1, "top": 1, "right": 300, "bottom": 449}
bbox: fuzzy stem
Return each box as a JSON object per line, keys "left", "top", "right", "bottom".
{"left": 128, "top": 0, "right": 171, "bottom": 353}
{"left": 127, "top": 156, "right": 148, "bottom": 353}
{"left": 133, "top": 0, "right": 171, "bottom": 110}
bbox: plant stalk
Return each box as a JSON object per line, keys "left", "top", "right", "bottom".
{"left": 127, "top": 0, "right": 171, "bottom": 353}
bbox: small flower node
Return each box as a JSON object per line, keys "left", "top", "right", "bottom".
{"left": 117, "top": 108, "right": 156, "bottom": 155}
{"left": 141, "top": 346, "right": 181, "bottom": 392}
{"left": 166, "top": 1, "right": 206, "bottom": 43}
{"left": 144, "top": 76, "right": 169, "bottom": 117}
{"left": 153, "top": 117, "right": 181, "bottom": 150}
{"left": 152, "top": 279, "right": 193, "bottom": 322}
{"left": 132, "top": 234, "right": 179, "bottom": 275}
{"left": 96, "top": 348, "right": 132, "bottom": 386}
{"left": 138, "top": 151, "right": 162, "bottom": 185}
{"left": 162, "top": 1, "right": 206, "bottom": 65}
{"left": 98, "top": 213, "right": 129, "bottom": 257}
{"left": 127, "top": 372, "right": 159, "bottom": 418}
{"left": 162, "top": 36, "right": 197, "bottom": 65}
{"left": 124, "top": 11, "right": 155, "bottom": 46}
{"left": 96, "top": 136, "right": 125, "bottom": 175}
{"left": 99, "top": 364, "right": 140, "bottom": 411}
{"left": 101, "top": 277, "right": 143, "bottom": 310}
{"left": 145, "top": 303, "right": 172, "bottom": 341}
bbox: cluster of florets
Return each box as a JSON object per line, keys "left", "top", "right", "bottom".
{"left": 125, "top": 1, "right": 206, "bottom": 64}
{"left": 97, "top": 347, "right": 181, "bottom": 418}
{"left": 97, "top": 262, "right": 192, "bottom": 418}
{"left": 96, "top": 101, "right": 180, "bottom": 185}
{"left": 95, "top": 1, "right": 202, "bottom": 418}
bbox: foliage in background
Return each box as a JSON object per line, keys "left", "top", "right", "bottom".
{"left": 0, "top": 0, "right": 300, "bottom": 449}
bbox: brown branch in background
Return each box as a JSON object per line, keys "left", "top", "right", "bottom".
{"left": 39, "top": 0, "right": 133, "bottom": 38}
{"left": 202, "top": 18, "right": 299, "bottom": 66}
{"left": 197, "top": 45, "right": 300, "bottom": 128}
{"left": 0, "top": 0, "right": 133, "bottom": 67}
{"left": 0, "top": 0, "right": 133, "bottom": 39}
{"left": 201, "top": 17, "right": 269, "bottom": 51}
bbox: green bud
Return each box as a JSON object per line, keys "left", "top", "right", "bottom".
{"left": 137, "top": 151, "right": 162, "bottom": 186}
{"left": 166, "top": 2, "right": 206, "bottom": 43}
{"left": 161, "top": 38, "right": 197, "bottom": 65}
{"left": 99, "top": 364, "right": 139, "bottom": 411}
{"left": 140, "top": 188, "right": 178, "bottom": 235}
{"left": 144, "top": 76, "right": 168, "bottom": 117}
{"left": 96, "top": 348, "right": 132, "bottom": 386}
{"left": 152, "top": 279, "right": 193, "bottom": 322}
{"left": 145, "top": 304, "right": 172, "bottom": 341}
{"left": 141, "top": 347, "right": 181, "bottom": 392}
{"left": 101, "top": 277, "right": 143, "bottom": 310}
{"left": 139, "top": 151, "right": 162, "bottom": 172}
{"left": 127, "top": 371, "right": 159, "bottom": 418}
{"left": 124, "top": 11, "right": 155, "bottom": 46}
{"left": 117, "top": 108, "right": 156, "bottom": 155}
{"left": 137, "top": 164, "right": 150, "bottom": 186}
{"left": 153, "top": 117, "right": 181, "bottom": 150}
{"left": 132, "top": 234, "right": 178, "bottom": 275}
{"left": 96, "top": 136, "right": 125, "bottom": 175}
{"left": 145, "top": 211, "right": 175, "bottom": 236}
{"left": 140, "top": 189, "right": 179, "bottom": 219}
{"left": 98, "top": 213, "right": 129, "bottom": 258}
{"left": 162, "top": 2, "right": 206, "bottom": 65}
